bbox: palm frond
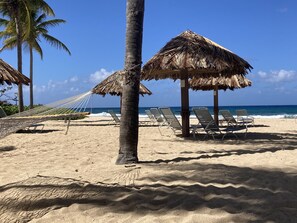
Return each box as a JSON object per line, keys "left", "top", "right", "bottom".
{"left": 31, "top": 38, "right": 43, "bottom": 59}
{"left": 28, "top": 0, "right": 54, "bottom": 16}
{"left": 35, "top": 13, "right": 46, "bottom": 23}
{"left": 0, "top": 18, "right": 9, "bottom": 26}
{"left": 42, "top": 33, "right": 71, "bottom": 55}
{"left": 38, "top": 19, "right": 66, "bottom": 29}
{"left": 0, "top": 36, "right": 17, "bottom": 51}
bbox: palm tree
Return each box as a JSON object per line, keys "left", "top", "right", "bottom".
{"left": 116, "top": 0, "right": 145, "bottom": 164}
{"left": 0, "top": 0, "right": 54, "bottom": 112}
{"left": 26, "top": 12, "right": 71, "bottom": 108}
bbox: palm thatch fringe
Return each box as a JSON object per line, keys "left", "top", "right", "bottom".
{"left": 0, "top": 59, "right": 30, "bottom": 85}
{"left": 142, "top": 30, "right": 253, "bottom": 80}
{"left": 92, "top": 70, "right": 152, "bottom": 96}
{"left": 190, "top": 74, "right": 252, "bottom": 91}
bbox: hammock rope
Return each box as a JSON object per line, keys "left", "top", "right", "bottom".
{"left": 0, "top": 91, "right": 93, "bottom": 139}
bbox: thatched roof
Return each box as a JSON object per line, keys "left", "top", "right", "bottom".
{"left": 92, "top": 71, "right": 152, "bottom": 96}
{"left": 190, "top": 74, "right": 252, "bottom": 91}
{"left": 141, "top": 30, "right": 253, "bottom": 80}
{"left": 0, "top": 59, "right": 30, "bottom": 85}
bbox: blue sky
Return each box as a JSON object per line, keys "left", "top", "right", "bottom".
{"left": 1, "top": 0, "right": 297, "bottom": 107}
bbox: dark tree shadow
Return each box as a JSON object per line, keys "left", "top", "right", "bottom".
{"left": 16, "top": 129, "right": 60, "bottom": 134}
{"left": 0, "top": 146, "right": 16, "bottom": 152}
{"left": 67, "top": 123, "right": 116, "bottom": 127}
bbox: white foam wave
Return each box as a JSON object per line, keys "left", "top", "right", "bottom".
{"left": 88, "top": 112, "right": 111, "bottom": 117}
{"left": 88, "top": 112, "right": 297, "bottom": 119}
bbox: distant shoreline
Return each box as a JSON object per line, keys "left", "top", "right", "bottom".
{"left": 85, "top": 105, "right": 297, "bottom": 118}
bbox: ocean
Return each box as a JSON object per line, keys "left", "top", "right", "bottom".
{"left": 85, "top": 105, "right": 297, "bottom": 119}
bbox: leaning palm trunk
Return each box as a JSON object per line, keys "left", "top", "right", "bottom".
{"left": 116, "top": 0, "right": 144, "bottom": 164}
{"left": 29, "top": 46, "right": 33, "bottom": 109}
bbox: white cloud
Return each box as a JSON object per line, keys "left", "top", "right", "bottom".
{"left": 274, "top": 86, "right": 285, "bottom": 92}
{"left": 37, "top": 85, "right": 47, "bottom": 93}
{"left": 89, "top": 68, "right": 112, "bottom": 84}
{"left": 70, "top": 76, "right": 78, "bottom": 82}
{"left": 257, "top": 69, "right": 296, "bottom": 83}
{"left": 70, "top": 87, "right": 79, "bottom": 92}
{"left": 23, "top": 85, "right": 30, "bottom": 93}
{"left": 32, "top": 68, "right": 113, "bottom": 94}
{"left": 278, "top": 7, "right": 288, "bottom": 13}
{"left": 20, "top": 68, "right": 114, "bottom": 104}
{"left": 258, "top": 71, "right": 267, "bottom": 78}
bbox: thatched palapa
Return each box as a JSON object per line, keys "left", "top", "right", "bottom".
{"left": 142, "top": 30, "right": 252, "bottom": 80}
{"left": 142, "top": 30, "right": 253, "bottom": 137}
{"left": 0, "top": 59, "right": 30, "bottom": 85}
{"left": 190, "top": 74, "right": 252, "bottom": 91}
{"left": 92, "top": 70, "right": 152, "bottom": 96}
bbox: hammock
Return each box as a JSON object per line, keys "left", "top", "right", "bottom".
{"left": 0, "top": 91, "right": 92, "bottom": 139}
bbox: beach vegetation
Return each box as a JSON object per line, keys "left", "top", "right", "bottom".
{"left": 0, "top": 0, "right": 54, "bottom": 112}
{"left": 26, "top": 11, "right": 71, "bottom": 109}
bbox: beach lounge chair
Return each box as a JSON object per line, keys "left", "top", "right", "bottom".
{"left": 145, "top": 110, "right": 158, "bottom": 125}
{"left": 159, "top": 107, "right": 199, "bottom": 137}
{"left": 150, "top": 108, "right": 167, "bottom": 126}
{"left": 159, "top": 107, "right": 181, "bottom": 135}
{"left": 193, "top": 108, "right": 247, "bottom": 139}
{"left": 108, "top": 110, "right": 121, "bottom": 125}
{"left": 0, "top": 106, "right": 45, "bottom": 132}
{"left": 220, "top": 110, "right": 249, "bottom": 128}
{"left": 236, "top": 109, "right": 254, "bottom": 126}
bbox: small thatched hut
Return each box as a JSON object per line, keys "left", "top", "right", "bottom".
{"left": 0, "top": 59, "right": 30, "bottom": 85}
{"left": 190, "top": 74, "right": 252, "bottom": 124}
{"left": 92, "top": 70, "right": 152, "bottom": 96}
{"left": 142, "top": 30, "right": 252, "bottom": 136}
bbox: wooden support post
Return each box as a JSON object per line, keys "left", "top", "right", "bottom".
{"left": 181, "top": 71, "right": 190, "bottom": 137}
{"left": 120, "top": 95, "right": 122, "bottom": 114}
{"left": 213, "top": 86, "right": 219, "bottom": 126}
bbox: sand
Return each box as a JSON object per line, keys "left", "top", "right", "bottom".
{"left": 0, "top": 116, "right": 297, "bottom": 223}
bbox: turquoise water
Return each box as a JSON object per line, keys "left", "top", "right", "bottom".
{"left": 85, "top": 105, "right": 297, "bottom": 118}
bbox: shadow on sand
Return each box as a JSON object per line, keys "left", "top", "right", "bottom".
{"left": 0, "top": 146, "right": 16, "bottom": 153}
{"left": 1, "top": 128, "right": 297, "bottom": 222}
{"left": 0, "top": 160, "right": 296, "bottom": 222}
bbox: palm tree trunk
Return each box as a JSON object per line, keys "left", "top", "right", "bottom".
{"left": 116, "top": 0, "right": 144, "bottom": 164}
{"left": 29, "top": 47, "right": 34, "bottom": 109}
{"left": 15, "top": 11, "right": 24, "bottom": 112}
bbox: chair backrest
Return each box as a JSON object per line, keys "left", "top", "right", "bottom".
{"left": 145, "top": 110, "right": 155, "bottom": 121}
{"left": 0, "top": 106, "right": 7, "bottom": 118}
{"left": 193, "top": 108, "right": 219, "bottom": 132}
{"left": 236, "top": 109, "right": 248, "bottom": 117}
{"left": 220, "top": 110, "right": 237, "bottom": 123}
{"left": 150, "top": 108, "right": 165, "bottom": 123}
{"left": 108, "top": 110, "right": 120, "bottom": 123}
{"left": 159, "top": 107, "right": 182, "bottom": 130}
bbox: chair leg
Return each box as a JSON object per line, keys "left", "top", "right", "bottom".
{"left": 65, "top": 118, "right": 71, "bottom": 135}
{"left": 157, "top": 125, "right": 163, "bottom": 136}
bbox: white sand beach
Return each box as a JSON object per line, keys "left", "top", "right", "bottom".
{"left": 0, "top": 116, "right": 297, "bottom": 222}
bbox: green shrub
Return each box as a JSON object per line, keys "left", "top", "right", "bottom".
{"left": 1, "top": 104, "right": 19, "bottom": 116}
{"left": 1, "top": 104, "right": 43, "bottom": 116}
